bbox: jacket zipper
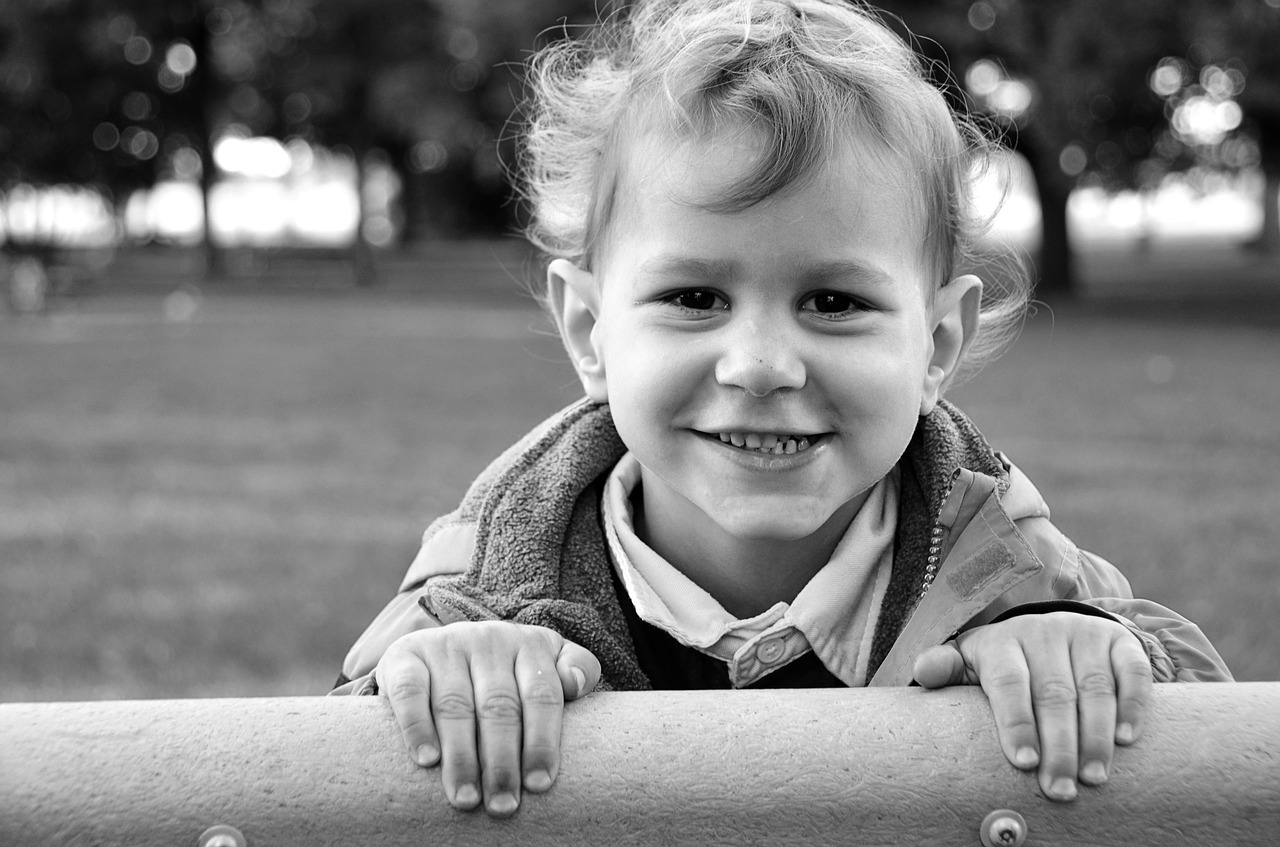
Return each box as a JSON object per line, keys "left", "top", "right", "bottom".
{"left": 918, "top": 474, "right": 960, "bottom": 603}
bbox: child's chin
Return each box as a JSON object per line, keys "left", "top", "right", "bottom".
{"left": 712, "top": 511, "right": 831, "bottom": 543}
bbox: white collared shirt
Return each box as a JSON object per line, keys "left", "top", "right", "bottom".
{"left": 601, "top": 453, "right": 898, "bottom": 687}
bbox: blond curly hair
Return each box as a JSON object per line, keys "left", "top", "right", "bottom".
{"left": 516, "top": 0, "right": 1029, "bottom": 377}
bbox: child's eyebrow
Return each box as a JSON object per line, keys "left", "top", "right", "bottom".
{"left": 636, "top": 255, "right": 735, "bottom": 283}
{"left": 796, "top": 259, "right": 897, "bottom": 291}
{"left": 637, "top": 256, "right": 895, "bottom": 290}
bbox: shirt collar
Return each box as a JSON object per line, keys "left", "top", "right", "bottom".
{"left": 601, "top": 453, "right": 898, "bottom": 686}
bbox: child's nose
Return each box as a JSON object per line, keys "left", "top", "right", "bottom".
{"left": 714, "top": 319, "right": 806, "bottom": 397}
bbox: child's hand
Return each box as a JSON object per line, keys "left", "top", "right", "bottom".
{"left": 912, "top": 612, "right": 1152, "bottom": 801}
{"left": 375, "top": 621, "right": 601, "bottom": 816}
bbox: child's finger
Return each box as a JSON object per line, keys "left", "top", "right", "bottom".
{"left": 470, "top": 652, "right": 527, "bottom": 817}
{"left": 964, "top": 635, "right": 1040, "bottom": 773}
{"left": 1024, "top": 638, "right": 1081, "bottom": 802}
{"left": 429, "top": 651, "right": 483, "bottom": 811}
{"left": 553, "top": 637, "right": 602, "bottom": 701}
{"left": 514, "top": 643, "right": 567, "bottom": 795}
{"left": 1111, "top": 630, "right": 1153, "bottom": 746}
{"left": 911, "top": 642, "right": 973, "bottom": 688}
{"left": 1069, "top": 630, "right": 1119, "bottom": 787}
{"left": 376, "top": 646, "right": 441, "bottom": 768}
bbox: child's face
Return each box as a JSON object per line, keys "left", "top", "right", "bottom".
{"left": 560, "top": 128, "right": 972, "bottom": 550}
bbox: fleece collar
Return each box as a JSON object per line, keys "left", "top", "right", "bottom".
{"left": 423, "top": 399, "right": 1009, "bottom": 690}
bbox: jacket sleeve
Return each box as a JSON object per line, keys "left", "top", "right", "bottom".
{"left": 327, "top": 501, "right": 485, "bottom": 696}
{"left": 992, "top": 458, "right": 1232, "bottom": 682}
{"left": 327, "top": 589, "right": 446, "bottom": 696}
{"left": 1004, "top": 529, "right": 1234, "bottom": 682}
{"left": 1066, "top": 548, "right": 1234, "bottom": 682}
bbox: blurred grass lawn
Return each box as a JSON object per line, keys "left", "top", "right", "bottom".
{"left": 2, "top": 257, "right": 1278, "bottom": 700}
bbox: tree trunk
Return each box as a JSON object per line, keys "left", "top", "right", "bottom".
{"left": 191, "top": 1, "right": 224, "bottom": 281}
{"left": 1017, "top": 141, "right": 1077, "bottom": 300}
{"left": 398, "top": 165, "right": 429, "bottom": 244}
{"left": 348, "top": 14, "right": 378, "bottom": 288}
{"left": 351, "top": 149, "right": 377, "bottom": 287}
{"left": 199, "top": 151, "right": 223, "bottom": 279}
{"left": 1249, "top": 161, "right": 1280, "bottom": 255}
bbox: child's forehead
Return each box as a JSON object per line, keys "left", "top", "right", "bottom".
{"left": 613, "top": 120, "right": 924, "bottom": 230}
{"left": 590, "top": 122, "right": 936, "bottom": 293}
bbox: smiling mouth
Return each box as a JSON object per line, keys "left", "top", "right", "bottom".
{"left": 701, "top": 431, "right": 818, "bottom": 455}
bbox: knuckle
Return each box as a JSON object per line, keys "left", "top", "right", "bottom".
{"left": 983, "top": 668, "right": 1030, "bottom": 695}
{"left": 470, "top": 620, "right": 510, "bottom": 644}
{"left": 1075, "top": 669, "right": 1118, "bottom": 699}
{"left": 438, "top": 620, "right": 551, "bottom": 659}
{"left": 1033, "top": 677, "right": 1078, "bottom": 709}
{"left": 522, "top": 679, "right": 565, "bottom": 709}
{"left": 389, "top": 628, "right": 445, "bottom": 658}
{"left": 433, "top": 689, "right": 476, "bottom": 722}
{"left": 440, "top": 620, "right": 503, "bottom": 651}
{"left": 383, "top": 676, "right": 428, "bottom": 705}
{"left": 477, "top": 691, "right": 524, "bottom": 725}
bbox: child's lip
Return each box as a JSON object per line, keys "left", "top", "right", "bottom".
{"left": 692, "top": 427, "right": 826, "bottom": 439}
{"left": 691, "top": 429, "right": 831, "bottom": 454}
{"left": 692, "top": 429, "right": 830, "bottom": 467}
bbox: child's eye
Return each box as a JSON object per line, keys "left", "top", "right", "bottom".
{"left": 800, "top": 291, "right": 863, "bottom": 318}
{"left": 664, "top": 289, "right": 728, "bottom": 313}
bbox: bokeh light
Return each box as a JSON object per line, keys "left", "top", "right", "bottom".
{"left": 123, "top": 34, "right": 152, "bottom": 65}
{"left": 1173, "top": 96, "right": 1243, "bottom": 146}
{"left": 1059, "top": 143, "right": 1088, "bottom": 177}
{"left": 1150, "top": 56, "right": 1248, "bottom": 149}
{"left": 964, "top": 59, "right": 1032, "bottom": 120}
{"left": 213, "top": 134, "right": 293, "bottom": 180}
{"left": 165, "top": 41, "right": 198, "bottom": 76}
{"left": 1149, "top": 58, "right": 1187, "bottom": 98}
{"left": 967, "top": 1, "right": 996, "bottom": 31}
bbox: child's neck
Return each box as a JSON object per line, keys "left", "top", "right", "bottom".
{"left": 633, "top": 489, "right": 867, "bottom": 620}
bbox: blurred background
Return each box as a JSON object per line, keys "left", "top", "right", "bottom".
{"left": 2, "top": 0, "right": 1277, "bottom": 701}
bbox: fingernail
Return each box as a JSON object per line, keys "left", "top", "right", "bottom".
{"left": 1082, "top": 761, "right": 1108, "bottom": 785}
{"left": 454, "top": 784, "right": 480, "bottom": 808}
{"left": 1014, "top": 747, "right": 1038, "bottom": 768}
{"left": 525, "top": 769, "right": 553, "bottom": 792}
{"left": 1049, "top": 777, "right": 1078, "bottom": 800}
{"left": 570, "top": 666, "right": 586, "bottom": 697}
{"left": 1116, "top": 722, "right": 1135, "bottom": 744}
{"left": 488, "top": 791, "right": 519, "bottom": 815}
{"left": 415, "top": 744, "right": 438, "bottom": 767}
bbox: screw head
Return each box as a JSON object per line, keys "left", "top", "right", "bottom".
{"left": 980, "top": 809, "right": 1027, "bottom": 847}
{"left": 199, "top": 824, "right": 246, "bottom": 847}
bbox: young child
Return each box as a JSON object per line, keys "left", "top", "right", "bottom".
{"left": 333, "top": 0, "right": 1232, "bottom": 818}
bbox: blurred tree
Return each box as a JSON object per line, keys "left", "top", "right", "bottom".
{"left": 0, "top": 0, "right": 229, "bottom": 272}
{"left": 246, "top": 0, "right": 600, "bottom": 283}
{"left": 1187, "top": 0, "right": 1280, "bottom": 253}
{"left": 881, "top": 0, "right": 1185, "bottom": 298}
{"left": 263, "top": 0, "right": 452, "bottom": 284}
{"left": 0, "top": 1, "right": 158, "bottom": 249}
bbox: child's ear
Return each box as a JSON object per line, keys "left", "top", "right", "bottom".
{"left": 920, "top": 274, "right": 982, "bottom": 415}
{"left": 546, "top": 258, "right": 608, "bottom": 402}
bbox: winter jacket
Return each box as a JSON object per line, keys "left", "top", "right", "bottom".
{"left": 333, "top": 400, "right": 1232, "bottom": 694}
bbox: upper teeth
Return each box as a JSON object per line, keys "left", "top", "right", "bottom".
{"left": 718, "top": 432, "right": 812, "bottom": 454}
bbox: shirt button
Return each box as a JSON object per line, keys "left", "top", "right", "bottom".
{"left": 755, "top": 637, "right": 786, "bottom": 665}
